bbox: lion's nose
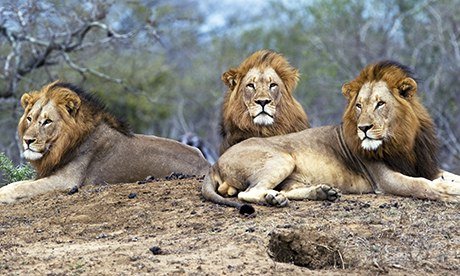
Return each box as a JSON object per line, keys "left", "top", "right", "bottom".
{"left": 24, "top": 138, "right": 36, "bottom": 146}
{"left": 256, "top": 99, "right": 271, "bottom": 107}
{"left": 358, "top": 124, "right": 373, "bottom": 133}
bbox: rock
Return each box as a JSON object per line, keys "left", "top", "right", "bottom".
{"left": 68, "top": 186, "right": 79, "bottom": 195}
{"left": 165, "top": 172, "right": 193, "bottom": 180}
{"left": 149, "top": 246, "right": 163, "bottom": 255}
{"left": 96, "top": 233, "right": 108, "bottom": 239}
{"left": 245, "top": 227, "right": 255, "bottom": 233}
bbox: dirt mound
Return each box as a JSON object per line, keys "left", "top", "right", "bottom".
{"left": 268, "top": 227, "right": 342, "bottom": 269}
{"left": 0, "top": 177, "right": 459, "bottom": 274}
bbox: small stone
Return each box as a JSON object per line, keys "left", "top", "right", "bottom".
{"left": 96, "top": 233, "right": 108, "bottom": 239}
{"left": 130, "top": 255, "right": 141, "bottom": 261}
{"left": 128, "top": 193, "right": 137, "bottom": 199}
{"left": 246, "top": 227, "right": 255, "bottom": 233}
{"left": 165, "top": 172, "right": 192, "bottom": 180}
{"left": 68, "top": 186, "right": 79, "bottom": 195}
{"left": 149, "top": 246, "right": 162, "bottom": 255}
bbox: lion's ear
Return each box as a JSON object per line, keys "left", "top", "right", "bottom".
{"left": 20, "top": 93, "right": 33, "bottom": 109}
{"left": 283, "top": 68, "right": 300, "bottom": 94}
{"left": 341, "top": 82, "right": 353, "bottom": 100}
{"left": 61, "top": 90, "right": 81, "bottom": 116}
{"left": 222, "top": 69, "right": 239, "bottom": 90}
{"left": 397, "top": 77, "right": 417, "bottom": 98}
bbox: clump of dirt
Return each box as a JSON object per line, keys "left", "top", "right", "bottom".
{"left": 268, "top": 227, "right": 343, "bottom": 269}
{"left": 165, "top": 172, "right": 196, "bottom": 180}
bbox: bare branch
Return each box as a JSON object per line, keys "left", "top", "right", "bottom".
{"left": 62, "top": 52, "right": 123, "bottom": 84}
{"left": 387, "top": 0, "right": 436, "bottom": 37}
{"left": 433, "top": 109, "right": 460, "bottom": 160}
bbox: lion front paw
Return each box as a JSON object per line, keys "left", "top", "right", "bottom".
{"left": 265, "top": 190, "right": 289, "bottom": 207}
{"left": 431, "top": 179, "right": 460, "bottom": 202}
{"left": 0, "top": 185, "right": 18, "bottom": 204}
{"left": 316, "top": 184, "right": 341, "bottom": 202}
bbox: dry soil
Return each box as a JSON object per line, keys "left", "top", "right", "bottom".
{"left": 0, "top": 175, "right": 459, "bottom": 275}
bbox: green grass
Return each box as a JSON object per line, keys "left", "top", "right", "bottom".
{"left": 0, "top": 152, "right": 35, "bottom": 186}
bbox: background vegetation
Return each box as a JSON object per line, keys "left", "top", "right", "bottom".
{"left": 1, "top": 0, "right": 459, "bottom": 184}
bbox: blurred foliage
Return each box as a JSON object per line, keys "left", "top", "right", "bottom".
{"left": 0, "top": 0, "right": 459, "bottom": 177}
{"left": 0, "top": 153, "right": 35, "bottom": 186}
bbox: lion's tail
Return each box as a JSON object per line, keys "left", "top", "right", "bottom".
{"left": 202, "top": 166, "right": 255, "bottom": 215}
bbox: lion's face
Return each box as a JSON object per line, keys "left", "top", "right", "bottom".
{"left": 241, "top": 67, "right": 283, "bottom": 125}
{"left": 345, "top": 77, "right": 418, "bottom": 153}
{"left": 220, "top": 50, "right": 309, "bottom": 153}
{"left": 353, "top": 81, "right": 398, "bottom": 151}
{"left": 19, "top": 98, "right": 63, "bottom": 161}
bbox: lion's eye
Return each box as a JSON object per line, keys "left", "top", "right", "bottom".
{"left": 246, "top": 83, "right": 255, "bottom": 89}
{"left": 269, "top": 83, "right": 278, "bottom": 89}
{"left": 42, "top": 119, "right": 53, "bottom": 126}
{"left": 26, "top": 116, "right": 32, "bottom": 122}
{"left": 356, "top": 103, "right": 362, "bottom": 109}
{"left": 376, "top": 101, "right": 385, "bottom": 108}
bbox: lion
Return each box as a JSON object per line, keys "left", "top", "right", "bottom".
{"left": 219, "top": 49, "right": 309, "bottom": 154}
{"left": 0, "top": 81, "right": 210, "bottom": 203}
{"left": 202, "top": 60, "right": 460, "bottom": 214}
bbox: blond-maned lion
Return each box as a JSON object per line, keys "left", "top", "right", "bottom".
{"left": 0, "top": 81, "right": 210, "bottom": 203}
{"left": 219, "top": 49, "right": 309, "bottom": 154}
{"left": 203, "top": 61, "right": 460, "bottom": 214}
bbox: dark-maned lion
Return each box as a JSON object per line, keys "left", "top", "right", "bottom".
{"left": 0, "top": 81, "right": 210, "bottom": 203}
{"left": 203, "top": 61, "right": 460, "bottom": 214}
{"left": 219, "top": 49, "right": 309, "bottom": 154}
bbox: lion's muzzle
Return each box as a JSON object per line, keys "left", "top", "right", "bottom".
{"left": 22, "top": 137, "right": 45, "bottom": 160}
{"left": 357, "top": 124, "right": 383, "bottom": 151}
{"left": 253, "top": 112, "right": 274, "bottom": 125}
{"left": 252, "top": 100, "right": 275, "bottom": 125}
{"left": 23, "top": 148, "right": 44, "bottom": 161}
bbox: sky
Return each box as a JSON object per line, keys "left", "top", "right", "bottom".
{"left": 198, "top": 0, "right": 269, "bottom": 32}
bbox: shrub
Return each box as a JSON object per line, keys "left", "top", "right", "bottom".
{"left": 0, "top": 153, "right": 35, "bottom": 186}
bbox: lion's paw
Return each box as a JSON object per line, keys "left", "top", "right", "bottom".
{"left": 440, "top": 171, "right": 460, "bottom": 184}
{"left": 431, "top": 179, "right": 460, "bottom": 202}
{"left": 0, "top": 185, "right": 17, "bottom": 204}
{"left": 265, "top": 190, "right": 289, "bottom": 207}
{"left": 316, "top": 185, "right": 341, "bottom": 202}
